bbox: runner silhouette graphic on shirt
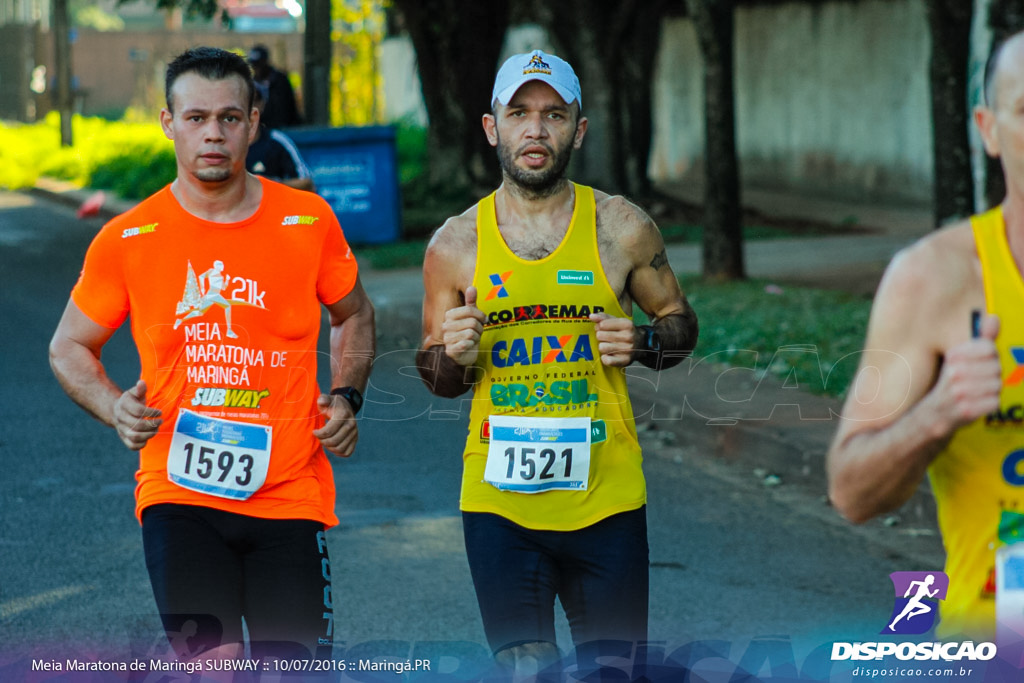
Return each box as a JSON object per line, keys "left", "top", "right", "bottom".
{"left": 173, "top": 259, "right": 238, "bottom": 338}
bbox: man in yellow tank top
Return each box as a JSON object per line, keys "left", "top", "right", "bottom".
{"left": 417, "top": 50, "right": 698, "bottom": 677}
{"left": 828, "top": 32, "right": 1024, "bottom": 644}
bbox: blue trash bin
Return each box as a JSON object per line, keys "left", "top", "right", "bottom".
{"left": 284, "top": 125, "right": 402, "bottom": 245}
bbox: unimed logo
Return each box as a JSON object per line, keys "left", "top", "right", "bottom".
{"left": 557, "top": 270, "right": 594, "bottom": 286}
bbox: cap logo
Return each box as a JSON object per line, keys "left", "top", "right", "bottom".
{"left": 522, "top": 54, "right": 552, "bottom": 76}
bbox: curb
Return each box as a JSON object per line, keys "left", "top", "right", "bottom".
{"left": 28, "top": 179, "right": 136, "bottom": 222}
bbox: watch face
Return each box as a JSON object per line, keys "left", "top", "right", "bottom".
{"left": 333, "top": 387, "right": 363, "bottom": 414}
{"left": 346, "top": 389, "right": 363, "bottom": 412}
{"left": 646, "top": 328, "right": 662, "bottom": 353}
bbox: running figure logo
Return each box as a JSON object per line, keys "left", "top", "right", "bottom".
{"left": 173, "top": 260, "right": 238, "bottom": 338}
{"left": 883, "top": 571, "right": 949, "bottom": 635}
{"left": 172, "top": 260, "right": 267, "bottom": 337}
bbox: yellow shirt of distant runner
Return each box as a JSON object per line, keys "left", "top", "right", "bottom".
{"left": 930, "top": 205, "right": 1024, "bottom": 639}
{"left": 459, "top": 183, "right": 646, "bottom": 531}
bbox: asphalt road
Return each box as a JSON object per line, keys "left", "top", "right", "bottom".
{"left": 0, "top": 190, "right": 957, "bottom": 681}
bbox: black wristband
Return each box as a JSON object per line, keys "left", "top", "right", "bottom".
{"left": 330, "top": 386, "right": 363, "bottom": 415}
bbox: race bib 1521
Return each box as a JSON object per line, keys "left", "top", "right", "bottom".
{"left": 483, "top": 415, "right": 591, "bottom": 493}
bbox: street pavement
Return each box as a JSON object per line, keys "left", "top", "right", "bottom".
{"left": 0, "top": 185, "right": 970, "bottom": 681}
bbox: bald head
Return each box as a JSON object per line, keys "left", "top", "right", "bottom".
{"left": 985, "top": 32, "right": 1024, "bottom": 109}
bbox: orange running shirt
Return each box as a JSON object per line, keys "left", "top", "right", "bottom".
{"left": 71, "top": 178, "right": 358, "bottom": 526}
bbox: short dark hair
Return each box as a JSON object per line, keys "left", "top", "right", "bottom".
{"left": 165, "top": 46, "right": 254, "bottom": 114}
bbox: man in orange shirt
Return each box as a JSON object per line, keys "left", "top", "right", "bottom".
{"left": 49, "top": 47, "right": 374, "bottom": 661}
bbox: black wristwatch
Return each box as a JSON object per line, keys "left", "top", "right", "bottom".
{"left": 637, "top": 325, "right": 662, "bottom": 354}
{"left": 330, "top": 386, "right": 364, "bottom": 415}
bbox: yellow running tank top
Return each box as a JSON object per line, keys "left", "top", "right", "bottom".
{"left": 460, "top": 183, "right": 646, "bottom": 531}
{"left": 930, "top": 205, "right": 1024, "bottom": 639}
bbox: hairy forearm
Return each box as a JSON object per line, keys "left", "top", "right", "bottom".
{"left": 827, "top": 396, "right": 953, "bottom": 524}
{"left": 329, "top": 305, "right": 376, "bottom": 392}
{"left": 634, "top": 310, "right": 699, "bottom": 370}
{"left": 416, "top": 344, "right": 478, "bottom": 398}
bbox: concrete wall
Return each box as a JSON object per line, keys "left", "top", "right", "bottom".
{"left": 651, "top": 0, "right": 934, "bottom": 202}
{"left": 378, "top": 36, "right": 427, "bottom": 126}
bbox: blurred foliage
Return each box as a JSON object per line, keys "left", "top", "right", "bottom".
{"left": 0, "top": 109, "right": 430, "bottom": 207}
{"left": 393, "top": 118, "right": 473, "bottom": 237}
{"left": 331, "top": 0, "right": 389, "bottom": 126}
{"left": 394, "top": 118, "right": 427, "bottom": 186}
{"left": 0, "top": 112, "right": 174, "bottom": 198}
{"left": 73, "top": 1, "right": 126, "bottom": 31}
{"left": 89, "top": 146, "right": 177, "bottom": 199}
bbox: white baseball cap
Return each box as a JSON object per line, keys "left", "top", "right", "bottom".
{"left": 491, "top": 50, "right": 582, "bottom": 109}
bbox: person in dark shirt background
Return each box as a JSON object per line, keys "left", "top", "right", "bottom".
{"left": 246, "top": 83, "right": 314, "bottom": 192}
{"left": 248, "top": 44, "right": 302, "bottom": 129}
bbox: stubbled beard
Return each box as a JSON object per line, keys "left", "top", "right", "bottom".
{"left": 194, "top": 167, "right": 231, "bottom": 183}
{"left": 496, "top": 133, "right": 574, "bottom": 200}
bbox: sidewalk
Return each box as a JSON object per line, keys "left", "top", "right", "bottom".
{"left": 27, "top": 178, "right": 945, "bottom": 566}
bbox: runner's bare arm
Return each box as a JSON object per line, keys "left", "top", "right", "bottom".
{"left": 314, "top": 278, "right": 375, "bottom": 457}
{"left": 592, "top": 197, "right": 697, "bottom": 369}
{"left": 49, "top": 299, "right": 163, "bottom": 450}
{"left": 417, "top": 217, "right": 485, "bottom": 398}
{"left": 827, "top": 238, "right": 1001, "bottom": 523}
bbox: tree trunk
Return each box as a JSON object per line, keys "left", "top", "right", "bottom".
{"left": 619, "top": 3, "right": 666, "bottom": 199}
{"left": 688, "top": 0, "right": 744, "bottom": 281}
{"left": 925, "top": 0, "right": 975, "bottom": 226}
{"left": 392, "top": 0, "right": 510, "bottom": 198}
{"left": 53, "top": 0, "right": 72, "bottom": 147}
{"left": 303, "top": 0, "right": 331, "bottom": 127}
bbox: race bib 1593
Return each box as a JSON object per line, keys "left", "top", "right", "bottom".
{"left": 167, "top": 409, "right": 271, "bottom": 500}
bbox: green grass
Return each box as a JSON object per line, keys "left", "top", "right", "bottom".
{"left": 359, "top": 237, "right": 429, "bottom": 270}
{"left": 674, "top": 275, "right": 871, "bottom": 397}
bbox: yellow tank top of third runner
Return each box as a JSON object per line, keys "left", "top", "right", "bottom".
{"left": 460, "top": 183, "right": 646, "bottom": 531}
{"left": 930, "top": 205, "right": 1024, "bottom": 639}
